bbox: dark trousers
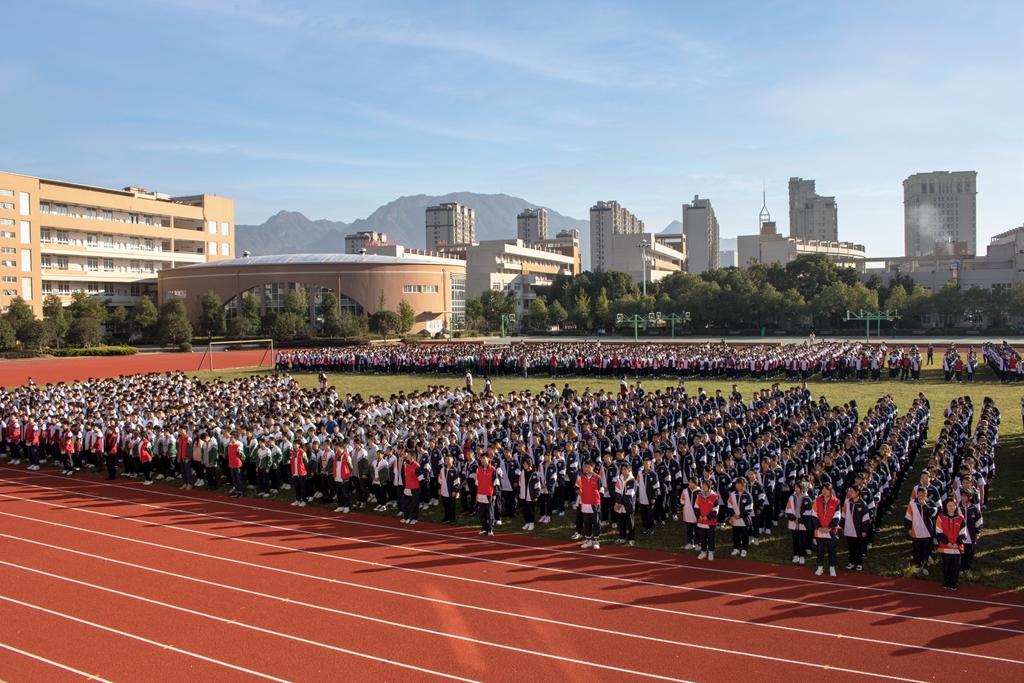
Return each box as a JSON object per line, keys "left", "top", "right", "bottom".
{"left": 696, "top": 525, "right": 715, "bottom": 552}
{"left": 140, "top": 460, "right": 153, "bottom": 482}
{"left": 179, "top": 460, "right": 193, "bottom": 486}
{"left": 62, "top": 449, "right": 74, "bottom": 471}
{"left": 258, "top": 468, "right": 271, "bottom": 494}
{"left": 791, "top": 529, "right": 806, "bottom": 557}
{"left": 962, "top": 543, "right": 975, "bottom": 571}
{"left": 478, "top": 497, "right": 494, "bottom": 531}
{"left": 640, "top": 504, "right": 655, "bottom": 531}
{"left": 816, "top": 536, "right": 837, "bottom": 567}
{"left": 582, "top": 511, "right": 600, "bottom": 540}
{"left": 685, "top": 522, "right": 696, "bottom": 545}
{"left": 942, "top": 553, "right": 961, "bottom": 587}
{"left": 105, "top": 454, "right": 118, "bottom": 479}
{"left": 732, "top": 525, "right": 749, "bottom": 550}
{"left": 230, "top": 467, "right": 244, "bottom": 495}
{"left": 521, "top": 499, "right": 535, "bottom": 524}
{"left": 911, "top": 537, "right": 930, "bottom": 568}
{"left": 206, "top": 465, "right": 218, "bottom": 489}
{"left": 618, "top": 511, "right": 635, "bottom": 540}
{"left": 372, "top": 482, "right": 388, "bottom": 506}
{"left": 292, "top": 474, "right": 307, "bottom": 502}
{"left": 336, "top": 479, "right": 351, "bottom": 507}
{"left": 846, "top": 535, "right": 864, "bottom": 566}
{"left": 500, "top": 490, "right": 517, "bottom": 520}
{"left": 402, "top": 488, "right": 421, "bottom": 521}
{"left": 441, "top": 495, "right": 457, "bottom": 523}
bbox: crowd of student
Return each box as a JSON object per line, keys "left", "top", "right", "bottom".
{"left": 982, "top": 341, "right": 1024, "bottom": 383}
{"left": 0, "top": 370, "right": 998, "bottom": 587}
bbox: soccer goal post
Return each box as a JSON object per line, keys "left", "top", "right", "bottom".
{"left": 196, "top": 338, "right": 275, "bottom": 372}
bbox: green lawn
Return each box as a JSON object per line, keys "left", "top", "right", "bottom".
{"left": 170, "top": 365, "right": 1023, "bottom": 591}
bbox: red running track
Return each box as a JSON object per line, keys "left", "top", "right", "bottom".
{"left": 0, "top": 350, "right": 271, "bottom": 386}
{"left": 0, "top": 466, "right": 1022, "bottom": 683}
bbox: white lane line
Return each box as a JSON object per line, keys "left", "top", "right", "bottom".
{"left": 0, "top": 560, "right": 484, "bottom": 683}
{"left": 0, "top": 530, "right": 930, "bottom": 683}
{"left": 7, "top": 467, "right": 1019, "bottom": 612}
{"left": 1, "top": 500, "right": 1020, "bottom": 669}
{"left": 4, "top": 477, "right": 1019, "bottom": 637}
{"left": 0, "top": 640, "right": 117, "bottom": 682}
{"left": 0, "top": 594, "right": 296, "bottom": 683}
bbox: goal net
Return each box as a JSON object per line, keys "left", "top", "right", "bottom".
{"left": 195, "top": 338, "right": 275, "bottom": 372}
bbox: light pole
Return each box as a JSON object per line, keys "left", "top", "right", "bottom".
{"left": 665, "top": 311, "right": 691, "bottom": 338}
{"left": 501, "top": 313, "right": 517, "bottom": 339}
{"left": 637, "top": 240, "right": 649, "bottom": 298}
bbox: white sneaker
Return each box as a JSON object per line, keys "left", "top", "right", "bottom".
{"left": 815, "top": 566, "right": 824, "bottom": 576}
{"left": 684, "top": 543, "right": 694, "bottom": 550}
{"left": 478, "top": 530, "right": 487, "bottom": 535}
{"left": 922, "top": 567, "right": 930, "bottom": 576}
{"left": 299, "top": 502, "right": 306, "bottom": 507}
{"left": 798, "top": 557, "right": 805, "bottom": 565}
{"left": 410, "top": 519, "right": 418, "bottom": 525}
{"left": 430, "top": 499, "right": 439, "bottom": 506}
{"left": 707, "top": 552, "right": 714, "bottom": 561}
{"left": 486, "top": 531, "right": 493, "bottom": 536}
{"left": 731, "top": 549, "right": 740, "bottom": 556}
{"left": 527, "top": 523, "right": 534, "bottom": 531}
{"left": 750, "top": 538, "right": 759, "bottom": 546}
{"left": 343, "top": 507, "right": 350, "bottom": 513}
{"left": 592, "top": 541, "right": 599, "bottom": 549}
{"left": 291, "top": 501, "right": 300, "bottom": 506}
{"left": 628, "top": 540, "right": 635, "bottom": 547}
{"left": 495, "top": 520, "right": 503, "bottom": 526}
{"left": 335, "top": 507, "right": 345, "bottom": 513}
{"left": 829, "top": 567, "right": 836, "bottom": 577}
{"left": 698, "top": 551, "right": 707, "bottom": 560}
{"left": 672, "top": 514, "right": 679, "bottom": 521}
{"left": 740, "top": 550, "right": 747, "bottom": 557}
{"left": 155, "top": 474, "right": 165, "bottom": 480}
{"left": 792, "top": 555, "right": 800, "bottom": 564}
{"left": 143, "top": 481, "right": 153, "bottom": 486}
{"left": 570, "top": 532, "right": 582, "bottom": 540}
{"left": 313, "top": 492, "right": 323, "bottom": 499}
{"left": 581, "top": 540, "right": 593, "bottom": 548}
{"left": 523, "top": 523, "right": 530, "bottom": 530}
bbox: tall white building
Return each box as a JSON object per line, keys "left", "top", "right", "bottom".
{"left": 682, "top": 195, "right": 720, "bottom": 274}
{"left": 788, "top": 178, "right": 838, "bottom": 242}
{"left": 425, "top": 202, "right": 475, "bottom": 249}
{"left": 517, "top": 208, "right": 548, "bottom": 246}
{"left": 903, "top": 171, "right": 977, "bottom": 257}
{"left": 590, "top": 201, "right": 644, "bottom": 272}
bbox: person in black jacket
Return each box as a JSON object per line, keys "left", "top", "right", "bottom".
{"left": 637, "top": 458, "right": 660, "bottom": 534}
{"left": 842, "top": 485, "right": 870, "bottom": 570}
{"left": 518, "top": 458, "right": 541, "bottom": 531}
{"left": 961, "top": 490, "right": 984, "bottom": 574}
{"left": 614, "top": 463, "right": 637, "bottom": 546}
{"left": 728, "top": 477, "right": 754, "bottom": 556}
{"left": 438, "top": 455, "right": 462, "bottom": 524}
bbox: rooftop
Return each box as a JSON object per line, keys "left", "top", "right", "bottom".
{"left": 170, "top": 253, "right": 465, "bottom": 270}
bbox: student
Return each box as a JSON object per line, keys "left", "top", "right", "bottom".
{"left": 681, "top": 477, "right": 700, "bottom": 550}
{"left": 439, "top": 455, "right": 462, "bottom": 523}
{"left": 842, "top": 484, "right": 870, "bottom": 570}
{"left": 961, "top": 491, "right": 984, "bottom": 574}
{"left": 786, "top": 481, "right": 811, "bottom": 565}
{"left": 103, "top": 425, "right": 120, "bottom": 481}
{"left": 290, "top": 440, "right": 309, "bottom": 507}
{"left": 518, "top": 458, "right": 540, "bottom": 531}
{"left": 614, "top": 463, "right": 637, "bottom": 546}
{"left": 935, "top": 498, "right": 968, "bottom": 590}
{"left": 636, "top": 458, "right": 659, "bottom": 535}
{"left": 728, "top": 477, "right": 754, "bottom": 557}
{"left": 904, "top": 487, "right": 936, "bottom": 575}
{"left": 226, "top": 433, "right": 246, "bottom": 498}
{"left": 401, "top": 451, "right": 426, "bottom": 525}
{"left": 694, "top": 479, "right": 719, "bottom": 560}
{"left": 475, "top": 454, "right": 498, "bottom": 535}
{"left": 332, "top": 444, "right": 353, "bottom": 513}
{"left": 811, "top": 482, "right": 841, "bottom": 576}
{"left": 372, "top": 449, "right": 393, "bottom": 511}
{"left": 137, "top": 430, "right": 154, "bottom": 485}
{"left": 576, "top": 461, "right": 604, "bottom": 549}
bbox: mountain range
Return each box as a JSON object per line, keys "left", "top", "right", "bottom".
{"left": 237, "top": 192, "right": 592, "bottom": 269}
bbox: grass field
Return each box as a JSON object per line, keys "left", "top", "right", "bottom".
{"left": 162, "top": 365, "right": 1022, "bottom": 591}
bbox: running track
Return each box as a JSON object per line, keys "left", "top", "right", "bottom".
{"left": 0, "top": 467, "right": 1022, "bottom": 683}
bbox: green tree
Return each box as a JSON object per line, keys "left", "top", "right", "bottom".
{"left": 810, "top": 282, "right": 850, "bottom": 327}
{"left": 961, "top": 286, "right": 988, "bottom": 328}
{"left": 397, "top": 299, "right": 416, "bottom": 335}
{"left": 464, "top": 296, "right": 486, "bottom": 331}
{"left": 338, "top": 311, "right": 367, "bottom": 338}
{"left": 18, "top": 319, "right": 50, "bottom": 349}
{"left": 67, "top": 291, "right": 108, "bottom": 323}
{"left": 270, "top": 312, "right": 307, "bottom": 341}
{"left": 131, "top": 296, "right": 159, "bottom": 337}
{"left": 527, "top": 297, "right": 549, "bottom": 331}
{"left": 196, "top": 290, "right": 226, "bottom": 339}
{"left": 571, "top": 291, "right": 592, "bottom": 329}
{"left": 241, "top": 292, "right": 262, "bottom": 332}
{"left": 593, "top": 288, "right": 611, "bottom": 327}
{"left": 0, "top": 317, "right": 16, "bottom": 350}
{"left": 43, "top": 294, "right": 69, "bottom": 341}
{"left": 548, "top": 300, "right": 568, "bottom": 328}
{"left": 369, "top": 309, "right": 401, "bottom": 340}
{"left": 883, "top": 285, "right": 909, "bottom": 313}
{"left": 283, "top": 287, "right": 309, "bottom": 319}
{"left": 931, "top": 282, "right": 963, "bottom": 327}
{"left": 227, "top": 316, "right": 252, "bottom": 338}
{"left": 157, "top": 297, "right": 193, "bottom": 345}
{"left": 984, "top": 286, "right": 1009, "bottom": 328}
{"left": 479, "top": 289, "right": 517, "bottom": 330}
{"left": 320, "top": 292, "right": 342, "bottom": 337}
{"left": 66, "top": 317, "right": 104, "bottom": 347}
{"left": 108, "top": 305, "right": 129, "bottom": 335}
{"left": 1008, "top": 281, "right": 1024, "bottom": 325}
{"left": 4, "top": 296, "right": 35, "bottom": 333}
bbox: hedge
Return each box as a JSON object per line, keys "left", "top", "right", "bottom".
{"left": 48, "top": 346, "right": 139, "bottom": 357}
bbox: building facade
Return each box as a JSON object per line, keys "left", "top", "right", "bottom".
{"left": 0, "top": 170, "right": 233, "bottom": 317}
{"left": 344, "top": 230, "right": 392, "bottom": 253}
{"left": 788, "top": 178, "right": 838, "bottom": 242}
{"left": 517, "top": 208, "right": 548, "bottom": 247}
{"left": 158, "top": 252, "right": 466, "bottom": 335}
{"left": 465, "top": 239, "right": 578, "bottom": 314}
{"left": 903, "top": 171, "right": 977, "bottom": 258}
{"left": 536, "top": 229, "right": 581, "bottom": 274}
{"left": 590, "top": 200, "right": 644, "bottom": 272}
{"left": 682, "top": 195, "right": 720, "bottom": 274}
{"left": 607, "top": 232, "right": 686, "bottom": 286}
{"left": 426, "top": 202, "right": 475, "bottom": 250}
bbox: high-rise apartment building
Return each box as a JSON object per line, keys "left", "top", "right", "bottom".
{"left": 0, "top": 170, "right": 233, "bottom": 317}
{"left": 788, "top": 178, "right": 838, "bottom": 241}
{"left": 425, "top": 202, "right": 475, "bottom": 249}
{"left": 517, "top": 208, "right": 548, "bottom": 247}
{"left": 344, "top": 230, "right": 391, "bottom": 253}
{"left": 903, "top": 171, "right": 977, "bottom": 257}
{"left": 590, "top": 200, "right": 644, "bottom": 272}
{"left": 682, "top": 195, "right": 720, "bottom": 274}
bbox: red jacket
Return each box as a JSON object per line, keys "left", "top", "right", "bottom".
{"left": 812, "top": 495, "right": 841, "bottom": 538}
{"left": 936, "top": 513, "right": 966, "bottom": 554}
{"left": 695, "top": 491, "right": 719, "bottom": 529}
{"left": 476, "top": 465, "right": 496, "bottom": 497}
{"left": 139, "top": 438, "right": 152, "bottom": 463}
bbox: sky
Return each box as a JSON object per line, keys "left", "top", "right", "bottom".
{"left": 1, "top": 0, "right": 1022, "bottom": 256}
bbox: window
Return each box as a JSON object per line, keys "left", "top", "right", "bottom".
{"left": 103, "top": 234, "right": 113, "bottom": 247}
{"left": 143, "top": 215, "right": 153, "bottom": 226}
{"left": 86, "top": 233, "right": 97, "bottom": 246}
{"left": 0, "top": 218, "right": 12, "bottom": 225}
{"left": 57, "top": 282, "right": 70, "bottom": 295}
{"left": 56, "top": 256, "right": 68, "bottom": 270}
{"left": 1, "top": 276, "right": 15, "bottom": 283}
{"left": 18, "top": 249, "right": 31, "bottom": 271}
{"left": 221, "top": 243, "right": 230, "bottom": 256}
{"left": 103, "top": 259, "right": 113, "bottom": 272}
{"left": 221, "top": 222, "right": 230, "bottom": 235}
{"left": 86, "top": 208, "right": 97, "bottom": 219}
{"left": 130, "top": 260, "right": 140, "bottom": 272}
{"left": 87, "top": 282, "right": 99, "bottom": 294}
{"left": 209, "top": 221, "right": 217, "bottom": 234}
{"left": 130, "top": 284, "right": 141, "bottom": 297}
{"left": 56, "top": 230, "right": 68, "bottom": 244}
{"left": 0, "top": 260, "right": 14, "bottom": 267}
{"left": 130, "top": 237, "right": 139, "bottom": 250}
{"left": 101, "top": 210, "right": 112, "bottom": 221}
{"left": 21, "top": 277, "right": 31, "bottom": 301}
{"left": 41, "top": 255, "right": 51, "bottom": 268}
{"left": 144, "top": 238, "right": 153, "bottom": 251}
{"left": 104, "top": 283, "right": 114, "bottom": 296}
{"left": 209, "top": 242, "right": 218, "bottom": 255}
{"left": 0, "top": 231, "right": 13, "bottom": 239}
{"left": 42, "top": 281, "right": 52, "bottom": 294}
{"left": 87, "top": 258, "right": 98, "bottom": 271}
{"left": 423, "top": 285, "right": 439, "bottom": 293}
{"left": 0, "top": 203, "right": 13, "bottom": 210}
{"left": 54, "top": 204, "right": 68, "bottom": 216}
{"left": 0, "top": 189, "right": 11, "bottom": 197}
{"left": 39, "top": 201, "right": 50, "bottom": 214}
{"left": 19, "top": 192, "right": 29, "bottom": 215}
{"left": 144, "top": 261, "right": 154, "bottom": 273}
{"left": 1, "top": 247, "right": 15, "bottom": 254}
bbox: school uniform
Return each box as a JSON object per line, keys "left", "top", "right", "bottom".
{"left": 961, "top": 500, "right": 983, "bottom": 571}
{"left": 904, "top": 499, "right": 937, "bottom": 570}
{"left": 475, "top": 464, "right": 499, "bottom": 532}
{"left": 785, "top": 492, "right": 812, "bottom": 561}
{"left": 517, "top": 468, "right": 540, "bottom": 526}
{"left": 439, "top": 464, "right": 462, "bottom": 523}
{"left": 401, "top": 459, "right": 426, "bottom": 522}
{"left": 935, "top": 511, "right": 968, "bottom": 589}
{"left": 842, "top": 497, "right": 870, "bottom": 568}
{"left": 576, "top": 473, "right": 604, "bottom": 544}
{"left": 614, "top": 474, "right": 637, "bottom": 542}
{"left": 332, "top": 450, "right": 353, "bottom": 509}
{"left": 636, "top": 468, "right": 660, "bottom": 533}
{"left": 681, "top": 486, "right": 699, "bottom": 547}
{"left": 728, "top": 489, "right": 754, "bottom": 552}
{"left": 694, "top": 490, "right": 720, "bottom": 556}
{"left": 290, "top": 447, "right": 309, "bottom": 504}
{"left": 810, "top": 494, "right": 841, "bottom": 570}
{"left": 226, "top": 441, "right": 246, "bottom": 496}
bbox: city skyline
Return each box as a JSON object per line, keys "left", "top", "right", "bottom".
{"left": 1, "top": 1, "right": 1021, "bottom": 257}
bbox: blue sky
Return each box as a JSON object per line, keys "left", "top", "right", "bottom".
{"left": 1, "top": 0, "right": 1022, "bottom": 256}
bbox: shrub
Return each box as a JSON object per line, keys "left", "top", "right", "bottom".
{"left": 179, "top": 342, "right": 193, "bottom": 353}
{"left": 48, "top": 346, "right": 139, "bottom": 357}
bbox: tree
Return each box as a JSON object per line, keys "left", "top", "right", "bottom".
{"left": 810, "top": 282, "right": 849, "bottom": 327}
{"left": 593, "top": 288, "right": 611, "bottom": 327}
{"left": 241, "top": 292, "right": 262, "bottom": 332}
{"left": 479, "top": 289, "right": 517, "bottom": 330}
{"left": 571, "top": 291, "right": 592, "bottom": 329}
{"left": 67, "top": 291, "right": 108, "bottom": 323}
{"left": 0, "top": 317, "right": 16, "bottom": 351}
{"left": 369, "top": 309, "right": 401, "bottom": 340}
{"left": 66, "top": 317, "right": 104, "bottom": 347}
{"left": 42, "top": 294, "right": 69, "bottom": 341}
{"left": 337, "top": 311, "right": 367, "bottom": 338}
{"left": 320, "top": 292, "right": 342, "bottom": 337}
{"left": 269, "top": 312, "right": 307, "bottom": 342}
{"left": 227, "top": 316, "right": 252, "bottom": 338}
{"left": 548, "top": 300, "right": 568, "bottom": 328}
{"left": 108, "top": 306, "right": 129, "bottom": 336}
{"left": 931, "top": 282, "right": 963, "bottom": 327}
{"left": 18, "top": 319, "right": 50, "bottom": 349}
{"left": 397, "top": 299, "right": 416, "bottom": 335}
{"left": 283, "top": 287, "right": 308, "bottom": 319}
{"left": 1008, "top": 281, "right": 1024, "bottom": 326}
{"left": 961, "top": 286, "right": 988, "bottom": 328}
{"left": 196, "top": 290, "right": 226, "bottom": 339}
{"left": 527, "top": 297, "right": 549, "bottom": 331}
{"left": 131, "top": 296, "right": 159, "bottom": 337}
{"left": 3, "top": 296, "right": 34, "bottom": 332}
{"left": 157, "top": 297, "right": 193, "bottom": 345}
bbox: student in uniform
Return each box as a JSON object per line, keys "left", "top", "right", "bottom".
{"left": 576, "top": 461, "right": 604, "bottom": 549}
{"left": 614, "top": 463, "right": 637, "bottom": 546}
{"left": 728, "top": 477, "right": 753, "bottom": 557}
{"left": 935, "top": 498, "right": 968, "bottom": 590}
{"left": 786, "top": 481, "right": 811, "bottom": 565}
{"left": 401, "top": 450, "right": 426, "bottom": 524}
{"left": 904, "top": 487, "right": 937, "bottom": 575}
{"left": 202, "top": 432, "right": 220, "bottom": 491}
{"left": 289, "top": 440, "right": 309, "bottom": 507}
{"left": 810, "top": 482, "right": 841, "bottom": 576}
{"left": 103, "top": 425, "right": 120, "bottom": 480}
{"left": 636, "top": 458, "right": 659, "bottom": 535}
{"left": 842, "top": 484, "right": 870, "bottom": 570}
{"left": 475, "top": 453, "right": 498, "bottom": 535}
{"left": 681, "top": 477, "right": 700, "bottom": 550}
{"left": 176, "top": 428, "right": 193, "bottom": 491}
{"left": 518, "top": 457, "right": 540, "bottom": 530}
{"left": 226, "top": 434, "right": 246, "bottom": 498}
{"left": 694, "top": 479, "right": 719, "bottom": 560}
{"left": 372, "top": 449, "right": 393, "bottom": 511}
{"left": 961, "top": 490, "right": 983, "bottom": 574}
{"left": 137, "top": 430, "right": 154, "bottom": 484}
{"left": 332, "top": 444, "right": 353, "bottom": 513}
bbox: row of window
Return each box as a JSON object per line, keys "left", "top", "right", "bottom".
{"left": 41, "top": 281, "right": 143, "bottom": 297}
{"left": 39, "top": 254, "right": 158, "bottom": 273}
{"left": 209, "top": 242, "right": 230, "bottom": 256}
{"left": 402, "top": 284, "right": 439, "bottom": 293}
